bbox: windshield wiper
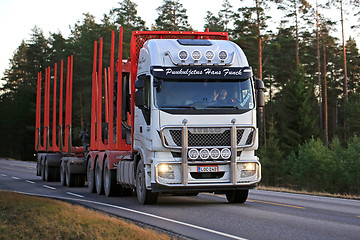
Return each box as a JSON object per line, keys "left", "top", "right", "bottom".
{"left": 205, "top": 105, "right": 240, "bottom": 109}
{"left": 161, "top": 105, "right": 198, "bottom": 110}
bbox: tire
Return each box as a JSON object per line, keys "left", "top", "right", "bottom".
{"left": 36, "top": 159, "right": 41, "bottom": 176}
{"left": 66, "top": 162, "right": 75, "bottom": 187}
{"left": 44, "top": 160, "right": 51, "bottom": 182}
{"left": 41, "top": 159, "right": 45, "bottom": 181}
{"left": 136, "top": 160, "right": 158, "bottom": 205}
{"left": 104, "top": 158, "right": 119, "bottom": 197}
{"left": 87, "top": 158, "right": 96, "bottom": 193}
{"left": 60, "top": 161, "right": 66, "bottom": 186}
{"left": 225, "top": 189, "right": 249, "bottom": 203}
{"left": 95, "top": 159, "right": 104, "bottom": 195}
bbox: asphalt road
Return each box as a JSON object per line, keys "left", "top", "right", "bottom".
{"left": 0, "top": 158, "right": 359, "bottom": 240}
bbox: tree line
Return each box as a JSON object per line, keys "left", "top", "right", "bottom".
{"left": 0, "top": 0, "right": 359, "bottom": 195}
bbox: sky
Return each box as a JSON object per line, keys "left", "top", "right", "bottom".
{"left": 0, "top": 0, "right": 359, "bottom": 85}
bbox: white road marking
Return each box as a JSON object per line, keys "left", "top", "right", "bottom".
{"left": 66, "top": 192, "right": 84, "bottom": 198}
{"left": 42, "top": 185, "right": 56, "bottom": 190}
{"left": 25, "top": 180, "right": 35, "bottom": 184}
{"left": 11, "top": 176, "right": 20, "bottom": 180}
{"left": 13, "top": 191, "right": 247, "bottom": 240}
{"left": 0, "top": 174, "right": 7, "bottom": 177}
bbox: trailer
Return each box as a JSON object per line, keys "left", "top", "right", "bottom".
{"left": 35, "top": 27, "right": 265, "bottom": 204}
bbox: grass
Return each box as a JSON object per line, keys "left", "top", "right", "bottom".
{"left": 0, "top": 191, "right": 174, "bottom": 240}
{"left": 257, "top": 185, "right": 360, "bottom": 200}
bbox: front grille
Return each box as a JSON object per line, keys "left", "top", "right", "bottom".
{"left": 162, "top": 127, "right": 255, "bottom": 148}
{"left": 188, "top": 130, "right": 231, "bottom": 147}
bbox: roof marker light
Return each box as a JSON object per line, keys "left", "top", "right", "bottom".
{"left": 178, "top": 50, "right": 188, "bottom": 61}
{"left": 191, "top": 50, "right": 201, "bottom": 61}
{"left": 205, "top": 50, "right": 215, "bottom": 61}
{"left": 218, "top": 50, "right": 228, "bottom": 61}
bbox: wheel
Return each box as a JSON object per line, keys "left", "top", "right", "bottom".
{"left": 225, "top": 189, "right": 249, "bottom": 203}
{"left": 95, "top": 159, "right": 104, "bottom": 195}
{"left": 60, "top": 161, "right": 66, "bottom": 186}
{"left": 36, "top": 158, "right": 41, "bottom": 176}
{"left": 41, "top": 159, "right": 45, "bottom": 181}
{"left": 104, "top": 158, "right": 119, "bottom": 197}
{"left": 44, "top": 160, "right": 51, "bottom": 182}
{"left": 66, "top": 162, "right": 75, "bottom": 187}
{"left": 136, "top": 160, "right": 158, "bottom": 205}
{"left": 87, "top": 158, "right": 96, "bottom": 193}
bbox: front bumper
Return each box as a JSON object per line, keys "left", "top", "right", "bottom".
{"left": 151, "top": 182, "right": 258, "bottom": 193}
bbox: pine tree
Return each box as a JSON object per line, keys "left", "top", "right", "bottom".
{"left": 218, "top": 0, "right": 234, "bottom": 31}
{"left": 203, "top": 11, "right": 225, "bottom": 32}
{"left": 276, "top": 65, "right": 319, "bottom": 152}
{"left": 277, "top": 0, "right": 312, "bottom": 65}
{"left": 109, "top": 0, "right": 147, "bottom": 58}
{"left": 110, "top": 0, "right": 146, "bottom": 29}
{"left": 154, "top": 0, "right": 192, "bottom": 31}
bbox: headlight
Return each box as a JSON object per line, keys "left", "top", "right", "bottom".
{"left": 157, "top": 164, "right": 174, "bottom": 179}
{"left": 241, "top": 163, "right": 256, "bottom": 171}
{"left": 239, "top": 163, "right": 257, "bottom": 179}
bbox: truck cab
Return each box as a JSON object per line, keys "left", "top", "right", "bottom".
{"left": 133, "top": 38, "right": 262, "bottom": 203}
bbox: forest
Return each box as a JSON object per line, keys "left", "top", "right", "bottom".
{"left": 0, "top": 0, "right": 359, "bottom": 195}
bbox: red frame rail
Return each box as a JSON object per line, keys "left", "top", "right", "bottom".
{"left": 90, "top": 27, "right": 132, "bottom": 152}
{"left": 35, "top": 55, "right": 82, "bottom": 154}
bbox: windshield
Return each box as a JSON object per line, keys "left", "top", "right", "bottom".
{"left": 154, "top": 78, "right": 254, "bottom": 110}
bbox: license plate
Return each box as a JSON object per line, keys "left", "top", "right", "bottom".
{"left": 197, "top": 165, "right": 219, "bottom": 173}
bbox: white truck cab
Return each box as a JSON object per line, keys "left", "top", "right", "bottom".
{"left": 133, "top": 38, "right": 263, "bottom": 204}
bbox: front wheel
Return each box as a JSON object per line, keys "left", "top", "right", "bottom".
{"left": 225, "top": 189, "right": 249, "bottom": 203}
{"left": 136, "top": 160, "right": 158, "bottom": 205}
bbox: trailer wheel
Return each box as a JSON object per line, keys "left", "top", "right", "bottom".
{"left": 44, "top": 160, "right": 51, "bottom": 182}
{"left": 36, "top": 158, "right": 41, "bottom": 176}
{"left": 225, "top": 189, "right": 249, "bottom": 203}
{"left": 66, "top": 162, "right": 75, "bottom": 187}
{"left": 95, "top": 159, "right": 104, "bottom": 195}
{"left": 41, "top": 158, "right": 45, "bottom": 181}
{"left": 60, "top": 161, "right": 66, "bottom": 186}
{"left": 104, "top": 158, "right": 118, "bottom": 197}
{"left": 87, "top": 158, "right": 96, "bottom": 193}
{"left": 136, "top": 160, "right": 158, "bottom": 205}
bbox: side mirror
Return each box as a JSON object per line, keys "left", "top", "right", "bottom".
{"left": 255, "top": 78, "right": 265, "bottom": 90}
{"left": 257, "top": 90, "right": 265, "bottom": 108}
{"left": 254, "top": 77, "right": 265, "bottom": 108}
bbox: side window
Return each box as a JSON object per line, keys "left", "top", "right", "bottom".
{"left": 144, "top": 76, "right": 151, "bottom": 109}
